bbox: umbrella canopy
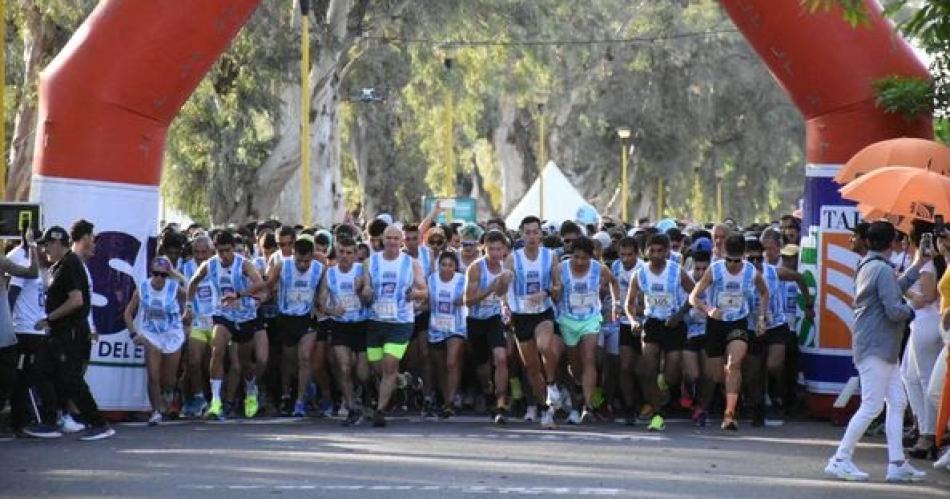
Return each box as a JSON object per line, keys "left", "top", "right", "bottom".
{"left": 834, "top": 138, "right": 950, "bottom": 185}
{"left": 840, "top": 166, "right": 950, "bottom": 225}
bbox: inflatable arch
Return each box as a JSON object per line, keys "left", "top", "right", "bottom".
{"left": 30, "top": 0, "right": 932, "bottom": 411}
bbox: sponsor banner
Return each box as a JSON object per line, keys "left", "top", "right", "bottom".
{"left": 31, "top": 175, "right": 156, "bottom": 411}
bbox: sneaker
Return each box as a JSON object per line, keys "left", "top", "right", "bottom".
{"left": 206, "top": 398, "right": 223, "bottom": 420}
{"left": 78, "top": 425, "right": 115, "bottom": 441}
{"left": 318, "top": 399, "right": 334, "bottom": 418}
{"left": 541, "top": 407, "right": 556, "bottom": 429}
{"left": 22, "top": 424, "right": 63, "bottom": 439}
{"left": 692, "top": 409, "right": 708, "bottom": 428}
{"left": 59, "top": 414, "right": 86, "bottom": 434}
{"left": 679, "top": 394, "right": 693, "bottom": 411}
{"left": 372, "top": 411, "right": 387, "bottom": 428}
{"left": 647, "top": 414, "right": 666, "bottom": 432}
{"left": 824, "top": 458, "right": 869, "bottom": 481}
{"left": 148, "top": 411, "right": 163, "bottom": 426}
{"left": 181, "top": 397, "right": 197, "bottom": 417}
{"left": 342, "top": 408, "right": 362, "bottom": 427}
{"left": 765, "top": 404, "right": 785, "bottom": 427}
{"left": 244, "top": 391, "right": 260, "bottom": 418}
{"left": 580, "top": 407, "right": 593, "bottom": 424}
{"left": 524, "top": 405, "right": 538, "bottom": 423}
{"left": 493, "top": 411, "right": 507, "bottom": 425}
{"left": 560, "top": 389, "right": 573, "bottom": 413}
{"left": 439, "top": 406, "right": 455, "bottom": 420}
{"left": 934, "top": 449, "right": 950, "bottom": 470}
{"left": 546, "top": 385, "right": 562, "bottom": 410}
{"left": 168, "top": 393, "right": 182, "bottom": 419}
{"left": 292, "top": 400, "right": 307, "bottom": 417}
{"left": 337, "top": 406, "right": 349, "bottom": 418}
{"left": 422, "top": 397, "right": 437, "bottom": 418}
{"left": 193, "top": 395, "right": 209, "bottom": 417}
{"left": 566, "top": 410, "right": 581, "bottom": 425}
{"left": 280, "top": 395, "right": 294, "bottom": 416}
{"left": 751, "top": 405, "right": 765, "bottom": 428}
{"left": 721, "top": 412, "right": 738, "bottom": 431}
{"left": 221, "top": 401, "right": 233, "bottom": 420}
{"left": 885, "top": 461, "right": 926, "bottom": 483}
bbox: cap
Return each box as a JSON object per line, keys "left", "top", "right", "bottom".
{"left": 151, "top": 256, "right": 173, "bottom": 272}
{"left": 38, "top": 226, "right": 69, "bottom": 245}
{"left": 375, "top": 213, "right": 394, "bottom": 225}
{"left": 655, "top": 218, "right": 677, "bottom": 234}
{"left": 691, "top": 237, "right": 713, "bottom": 254}
{"left": 296, "top": 233, "right": 315, "bottom": 245}
{"left": 780, "top": 244, "right": 800, "bottom": 257}
{"left": 627, "top": 227, "right": 644, "bottom": 238}
{"left": 592, "top": 231, "right": 611, "bottom": 249}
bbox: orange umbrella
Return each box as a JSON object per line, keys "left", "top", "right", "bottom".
{"left": 834, "top": 138, "right": 950, "bottom": 184}
{"left": 855, "top": 204, "right": 913, "bottom": 233}
{"left": 840, "top": 166, "right": 950, "bottom": 224}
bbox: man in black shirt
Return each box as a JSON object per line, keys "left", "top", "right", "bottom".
{"left": 33, "top": 225, "right": 114, "bottom": 441}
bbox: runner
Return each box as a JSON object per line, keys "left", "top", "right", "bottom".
{"left": 187, "top": 231, "right": 267, "bottom": 420}
{"left": 689, "top": 233, "right": 769, "bottom": 431}
{"left": 319, "top": 236, "right": 370, "bottom": 426}
{"left": 124, "top": 257, "right": 187, "bottom": 426}
{"left": 427, "top": 251, "right": 467, "bottom": 419}
{"left": 360, "top": 225, "right": 427, "bottom": 427}
{"left": 684, "top": 249, "right": 711, "bottom": 426}
{"left": 614, "top": 236, "right": 643, "bottom": 426}
{"left": 180, "top": 235, "right": 215, "bottom": 417}
{"left": 403, "top": 223, "right": 435, "bottom": 416}
{"left": 506, "top": 216, "right": 564, "bottom": 429}
{"left": 626, "top": 233, "right": 693, "bottom": 431}
{"left": 465, "top": 230, "right": 513, "bottom": 424}
{"left": 248, "top": 234, "right": 324, "bottom": 417}
{"left": 555, "top": 236, "right": 619, "bottom": 424}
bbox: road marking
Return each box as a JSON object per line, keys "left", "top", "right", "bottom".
{"left": 180, "top": 484, "right": 623, "bottom": 495}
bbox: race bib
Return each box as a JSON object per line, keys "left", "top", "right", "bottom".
{"left": 374, "top": 299, "right": 398, "bottom": 320}
{"left": 717, "top": 292, "right": 744, "bottom": 311}
{"left": 646, "top": 293, "right": 673, "bottom": 310}
{"left": 288, "top": 288, "right": 311, "bottom": 305}
{"left": 519, "top": 296, "right": 544, "bottom": 314}
{"left": 339, "top": 294, "right": 361, "bottom": 312}
{"left": 569, "top": 292, "right": 597, "bottom": 311}
{"left": 432, "top": 314, "right": 455, "bottom": 332}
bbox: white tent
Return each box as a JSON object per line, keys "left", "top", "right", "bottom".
{"left": 505, "top": 161, "right": 598, "bottom": 228}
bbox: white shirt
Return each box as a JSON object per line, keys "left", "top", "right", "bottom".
{"left": 9, "top": 247, "right": 47, "bottom": 335}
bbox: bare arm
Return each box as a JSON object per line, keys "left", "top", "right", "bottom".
{"left": 688, "top": 267, "right": 714, "bottom": 313}
{"left": 241, "top": 260, "right": 267, "bottom": 301}
{"left": 186, "top": 261, "right": 210, "bottom": 301}
{"left": 409, "top": 260, "right": 427, "bottom": 301}
{"left": 123, "top": 290, "right": 140, "bottom": 335}
{"left": 0, "top": 248, "right": 38, "bottom": 279}
{"left": 624, "top": 272, "right": 642, "bottom": 325}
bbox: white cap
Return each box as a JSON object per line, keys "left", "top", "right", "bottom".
{"left": 592, "top": 231, "right": 611, "bottom": 249}
{"left": 375, "top": 213, "right": 394, "bottom": 225}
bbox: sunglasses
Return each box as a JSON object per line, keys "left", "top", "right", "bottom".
{"left": 724, "top": 256, "right": 743, "bottom": 264}
{"left": 746, "top": 255, "right": 764, "bottom": 263}
{"left": 429, "top": 239, "right": 446, "bottom": 245}
{"left": 461, "top": 241, "right": 478, "bottom": 247}
{"left": 151, "top": 271, "right": 169, "bottom": 278}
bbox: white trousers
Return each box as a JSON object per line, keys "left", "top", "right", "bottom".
{"left": 834, "top": 355, "right": 906, "bottom": 463}
{"left": 901, "top": 316, "right": 942, "bottom": 434}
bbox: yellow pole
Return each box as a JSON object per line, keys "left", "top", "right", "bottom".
{"left": 300, "top": 8, "right": 312, "bottom": 226}
{"left": 0, "top": 0, "right": 6, "bottom": 199}
{"left": 620, "top": 142, "right": 628, "bottom": 222}
{"left": 656, "top": 177, "right": 664, "bottom": 220}
{"left": 538, "top": 109, "right": 545, "bottom": 218}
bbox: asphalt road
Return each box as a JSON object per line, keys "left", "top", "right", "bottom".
{"left": 1, "top": 415, "right": 948, "bottom": 498}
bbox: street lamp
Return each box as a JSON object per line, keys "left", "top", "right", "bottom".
{"left": 617, "top": 127, "right": 631, "bottom": 222}
{"left": 535, "top": 92, "right": 549, "bottom": 218}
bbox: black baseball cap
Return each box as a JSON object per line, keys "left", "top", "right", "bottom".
{"left": 38, "top": 226, "right": 69, "bottom": 245}
{"left": 851, "top": 221, "right": 871, "bottom": 238}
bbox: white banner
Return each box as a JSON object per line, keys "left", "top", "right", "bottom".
{"left": 31, "top": 174, "right": 157, "bottom": 411}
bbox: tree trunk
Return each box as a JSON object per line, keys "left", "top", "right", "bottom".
{"left": 6, "top": 3, "right": 56, "bottom": 200}
{"left": 492, "top": 94, "right": 529, "bottom": 215}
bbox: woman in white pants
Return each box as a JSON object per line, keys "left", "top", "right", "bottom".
{"left": 931, "top": 228, "right": 950, "bottom": 470}
{"left": 901, "top": 225, "right": 942, "bottom": 459}
{"left": 124, "top": 257, "right": 187, "bottom": 426}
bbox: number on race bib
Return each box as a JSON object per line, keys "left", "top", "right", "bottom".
{"left": 569, "top": 293, "right": 596, "bottom": 311}
{"left": 432, "top": 315, "right": 455, "bottom": 332}
{"left": 646, "top": 293, "right": 673, "bottom": 310}
{"left": 375, "top": 299, "right": 398, "bottom": 320}
{"left": 717, "top": 292, "right": 744, "bottom": 311}
{"left": 339, "top": 294, "right": 361, "bottom": 312}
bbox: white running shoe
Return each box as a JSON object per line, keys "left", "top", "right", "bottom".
{"left": 886, "top": 461, "right": 926, "bottom": 483}
{"left": 546, "top": 385, "right": 562, "bottom": 410}
{"left": 566, "top": 410, "right": 581, "bottom": 425}
{"left": 824, "top": 458, "right": 869, "bottom": 482}
{"left": 337, "top": 406, "right": 349, "bottom": 418}
{"left": 147, "top": 411, "right": 163, "bottom": 426}
{"left": 58, "top": 414, "right": 86, "bottom": 434}
{"left": 541, "top": 407, "right": 556, "bottom": 429}
{"left": 524, "top": 405, "right": 538, "bottom": 422}
{"left": 934, "top": 449, "right": 950, "bottom": 470}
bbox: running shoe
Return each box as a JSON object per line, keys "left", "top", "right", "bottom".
{"left": 934, "top": 449, "right": 950, "bottom": 470}
{"left": 493, "top": 409, "right": 507, "bottom": 425}
{"left": 59, "top": 414, "right": 86, "bottom": 434}
{"left": 221, "top": 401, "right": 233, "bottom": 420}
{"left": 566, "top": 410, "right": 581, "bottom": 425}
{"left": 721, "top": 412, "right": 738, "bottom": 431}
{"left": 318, "top": 399, "right": 334, "bottom": 418}
{"left": 751, "top": 405, "right": 765, "bottom": 428}
{"left": 168, "top": 393, "right": 182, "bottom": 419}
{"left": 292, "top": 400, "right": 307, "bottom": 417}
{"left": 546, "top": 385, "right": 562, "bottom": 410}
{"left": 524, "top": 405, "right": 538, "bottom": 423}
{"left": 280, "top": 395, "right": 294, "bottom": 416}
{"left": 192, "top": 394, "right": 209, "bottom": 417}
{"left": 372, "top": 411, "right": 387, "bottom": 428}
{"left": 885, "top": 462, "right": 926, "bottom": 483}
{"left": 78, "top": 425, "right": 115, "bottom": 441}
{"left": 342, "top": 408, "right": 362, "bottom": 427}
{"left": 765, "top": 404, "right": 784, "bottom": 427}
{"left": 647, "top": 414, "right": 665, "bottom": 432}
{"left": 337, "top": 406, "right": 349, "bottom": 419}
{"left": 206, "top": 398, "right": 223, "bottom": 420}
{"left": 181, "top": 398, "right": 197, "bottom": 417}
{"left": 244, "top": 391, "right": 260, "bottom": 419}
{"left": 439, "top": 405, "right": 455, "bottom": 420}
{"left": 580, "top": 407, "right": 593, "bottom": 424}
{"left": 148, "top": 411, "right": 163, "bottom": 426}
{"left": 541, "top": 407, "right": 557, "bottom": 429}
{"left": 422, "top": 397, "right": 437, "bottom": 418}
{"left": 22, "top": 424, "right": 63, "bottom": 439}
{"left": 679, "top": 393, "right": 694, "bottom": 411}
{"left": 692, "top": 409, "right": 708, "bottom": 428}
{"left": 824, "top": 458, "right": 869, "bottom": 481}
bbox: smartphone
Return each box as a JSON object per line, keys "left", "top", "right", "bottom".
{"left": 935, "top": 214, "right": 945, "bottom": 237}
{"left": 921, "top": 232, "right": 934, "bottom": 256}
